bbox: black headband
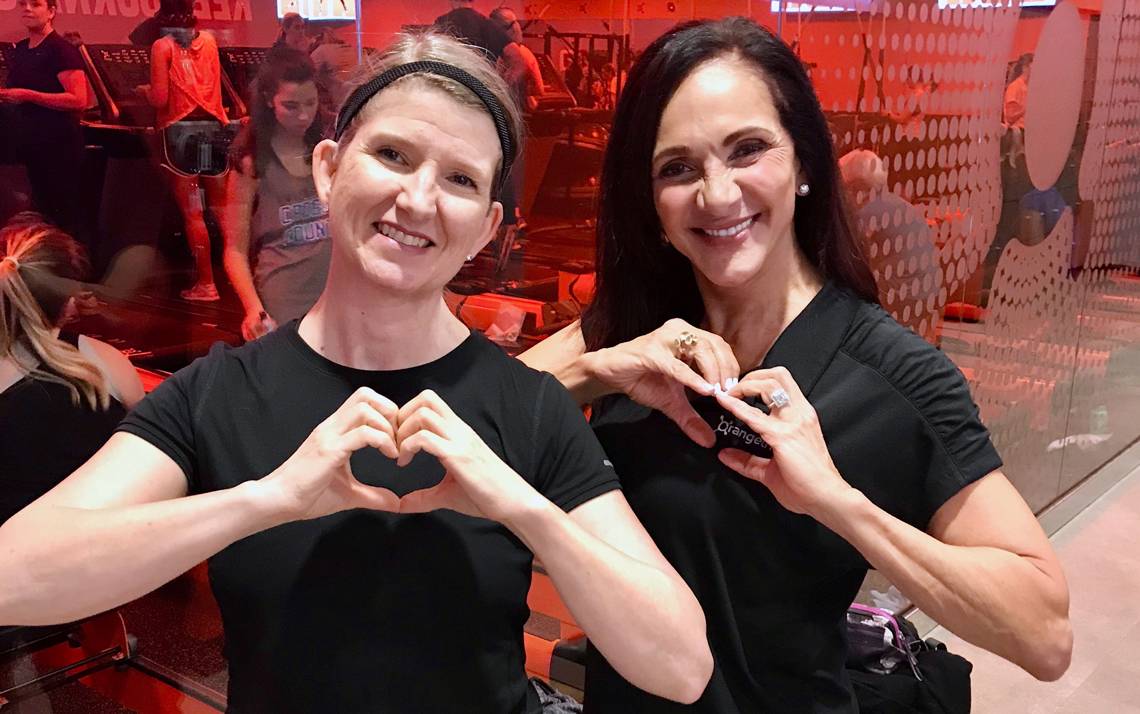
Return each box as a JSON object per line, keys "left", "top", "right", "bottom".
{"left": 334, "top": 60, "right": 515, "bottom": 192}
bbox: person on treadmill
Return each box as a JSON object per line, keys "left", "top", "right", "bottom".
{"left": 434, "top": 0, "right": 533, "bottom": 256}
{"left": 433, "top": 0, "right": 530, "bottom": 77}
{"left": 489, "top": 6, "right": 545, "bottom": 112}
{"left": 0, "top": 0, "right": 90, "bottom": 244}
{"left": 0, "top": 32, "right": 713, "bottom": 714}
{"left": 139, "top": 0, "right": 232, "bottom": 303}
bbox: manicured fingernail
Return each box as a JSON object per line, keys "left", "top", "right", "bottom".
{"left": 714, "top": 383, "right": 724, "bottom": 393}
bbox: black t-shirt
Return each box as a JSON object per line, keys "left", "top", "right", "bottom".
{"left": 584, "top": 282, "right": 1002, "bottom": 713}
{"left": 432, "top": 7, "right": 512, "bottom": 61}
{"left": 0, "top": 334, "right": 126, "bottom": 524}
{"left": 117, "top": 322, "right": 619, "bottom": 714}
{"left": 6, "top": 32, "right": 85, "bottom": 143}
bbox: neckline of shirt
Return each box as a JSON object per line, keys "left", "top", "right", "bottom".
{"left": 279, "top": 318, "right": 482, "bottom": 380}
{"left": 753, "top": 280, "right": 861, "bottom": 396}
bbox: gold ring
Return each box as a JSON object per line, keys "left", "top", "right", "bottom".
{"left": 673, "top": 330, "right": 699, "bottom": 360}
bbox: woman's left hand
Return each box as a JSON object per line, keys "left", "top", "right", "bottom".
{"left": 394, "top": 390, "right": 541, "bottom": 524}
{"left": 715, "top": 368, "right": 854, "bottom": 518}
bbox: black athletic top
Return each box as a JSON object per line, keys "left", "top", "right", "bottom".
{"left": 584, "top": 282, "right": 1002, "bottom": 713}
{"left": 6, "top": 31, "right": 85, "bottom": 144}
{"left": 117, "top": 322, "right": 619, "bottom": 713}
{"left": 0, "top": 332, "right": 126, "bottom": 524}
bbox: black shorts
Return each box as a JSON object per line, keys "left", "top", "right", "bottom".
{"left": 162, "top": 120, "right": 238, "bottom": 177}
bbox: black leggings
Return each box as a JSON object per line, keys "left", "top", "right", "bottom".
{"left": 21, "top": 127, "right": 85, "bottom": 244}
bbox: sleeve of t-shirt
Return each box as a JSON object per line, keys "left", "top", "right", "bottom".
{"left": 114, "top": 343, "right": 227, "bottom": 491}
{"left": 900, "top": 342, "right": 1004, "bottom": 525}
{"left": 53, "top": 37, "right": 85, "bottom": 74}
{"left": 530, "top": 373, "right": 621, "bottom": 512}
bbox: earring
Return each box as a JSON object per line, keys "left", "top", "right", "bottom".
{"left": 796, "top": 183, "right": 810, "bottom": 196}
{"left": 465, "top": 254, "right": 474, "bottom": 261}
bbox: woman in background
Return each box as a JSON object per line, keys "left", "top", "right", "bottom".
{"left": 141, "top": 0, "right": 231, "bottom": 302}
{"left": 223, "top": 50, "right": 330, "bottom": 341}
{"left": 0, "top": 0, "right": 89, "bottom": 242}
{"left": 1, "top": 220, "right": 143, "bottom": 524}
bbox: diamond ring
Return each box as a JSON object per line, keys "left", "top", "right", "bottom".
{"left": 768, "top": 388, "right": 791, "bottom": 410}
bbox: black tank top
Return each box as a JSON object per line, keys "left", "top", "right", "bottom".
{"left": 0, "top": 332, "right": 127, "bottom": 523}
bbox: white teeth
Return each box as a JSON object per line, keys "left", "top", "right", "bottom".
{"left": 704, "top": 217, "right": 754, "bottom": 237}
{"left": 378, "top": 223, "right": 431, "bottom": 248}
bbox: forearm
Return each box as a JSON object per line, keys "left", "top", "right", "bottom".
{"left": 817, "top": 489, "right": 1071, "bottom": 680}
{"left": 22, "top": 90, "right": 85, "bottom": 111}
{"left": 0, "top": 481, "right": 283, "bottom": 625}
{"left": 506, "top": 499, "right": 710, "bottom": 703}
{"left": 517, "top": 324, "right": 614, "bottom": 404}
{"left": 223, "top": 248, "right": 264, "bottom": 314}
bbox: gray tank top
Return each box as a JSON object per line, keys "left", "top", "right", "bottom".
{"left": 251, "top": 150, "right": 331, "bottom": 323}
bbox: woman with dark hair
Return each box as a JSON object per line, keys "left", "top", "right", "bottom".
{"left": 0, "top": 0, "right": 89, "bottom": 241}
{"left": 0, "top": 32, "right": 711, "bottom": 713}
{"left": 223, "top": 50, "right": 329, "bottom": 341}
{"left": 1, "top": 219, "right": 143, "bottom": 525}
{"left": 140, "top": 0, "right": 231, "bottom": 302}
{"left": 272, "top": 12, "right": 309, "bottom": 53}
{"left": 522, "top": 17, "right": 1071, "bottom": 711}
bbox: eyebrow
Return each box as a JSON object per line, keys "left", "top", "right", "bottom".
{"left": 364, "top": 129, "right": 494, "bottom": 182}
{"left": 653, "top": 125, "right": 780, "bottom": 165}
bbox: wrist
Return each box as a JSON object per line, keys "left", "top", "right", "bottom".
{"left": 499, "top": 489, "right": 559, "bottom": 540}
{"left": 240, "top": 478, "right": 298, "bottom": 529}
{"left": 241, "top": 298, "right": 265, "bottom": 317}
{"left": 580, "top": 349, "right": 619, "bottom": 400}
{"left": 810, "top": 486, "right": 874, "bottom": 539}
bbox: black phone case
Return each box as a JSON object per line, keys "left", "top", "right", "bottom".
{"left": 691, "top": 395, "right": 774, "bottom": 458}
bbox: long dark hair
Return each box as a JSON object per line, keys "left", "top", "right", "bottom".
{"left": 155, "top": 0, "right": 197, "bottom": 47}
{"left": 581, "top": 17, "right": 878, "bottom": 351}
{"left": 231, "top": 49, "right": 326, "bottom": 178}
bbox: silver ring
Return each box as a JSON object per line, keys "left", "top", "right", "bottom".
{"left": 768, "top": 388, "right": 791, "bottom": 410}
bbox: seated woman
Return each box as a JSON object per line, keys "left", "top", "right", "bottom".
{"left": 0, "top": 33, "right": 712, "bottom": 713}
{"left": 521, "top": 18, "right": 1071, "bottom": 712}
{"left": 223, "top": 50, "right": 330, "bottom": 341}
{"left": 1, "top": 220, "right": 143, "bottom": 525}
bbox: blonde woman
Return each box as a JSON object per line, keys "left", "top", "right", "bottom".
{"left": 0, "top": 220, "right": 143, "bottom": 524}
{"left": 0, "top": 34, "right": 711, "bottom": 712}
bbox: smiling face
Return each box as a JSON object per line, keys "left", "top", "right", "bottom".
{"left": 651, "top": 56, "right": 803, "bottom": 292}
{"left": 313, "top": 82, "right": 503, "bottom": 298}
{"left": 270, "top": 80, "right": 320, "bottom": 137}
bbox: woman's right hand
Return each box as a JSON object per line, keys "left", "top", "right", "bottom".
{"left": 256, "top": 387, "right": 402, "bottom": 521}
{"left": 588, "top": 318, "right": 739, "bottom": 447}
{"left": 241, "top": 309, "right": 277, "bottom": 342}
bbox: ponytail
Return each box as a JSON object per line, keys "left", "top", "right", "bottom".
{"left": 1, "top": 222, "right": 110, "bottom": 410}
